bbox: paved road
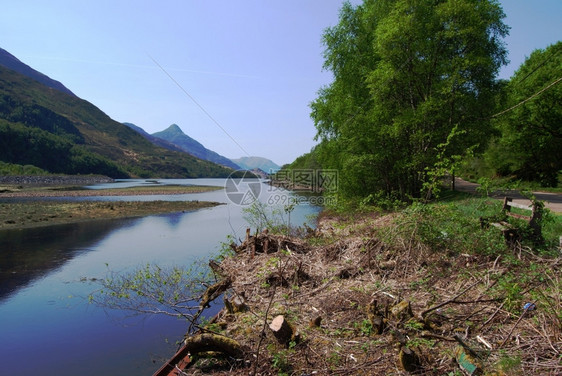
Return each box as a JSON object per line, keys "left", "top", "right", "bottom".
{"left": 453, "top": 178, "right": 562, "bottom": 213}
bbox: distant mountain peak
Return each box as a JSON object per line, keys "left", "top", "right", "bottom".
{"left": 165, "top": 123, "right": 183, "bottom": 133}
{"left": 231, "top": 156, "right": 280, "bottom": 172}
{"left": 0, "top": 47, "right": 76, "bottom": 96}
{"left": 152, "top": 124, "right": 240, "bottom": 170}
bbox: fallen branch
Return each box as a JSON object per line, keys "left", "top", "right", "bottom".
{"left": 480, "top": 299, "right": 506, "bottom": 331}
{"left": 184, "top": 333, "right": 243, "bottom": 358}
{"left": 499, "top": 301, "right": 537, "bottom": 348}
{"left": 421, "top": 279, "right": 481, "bottom": 318}
{"left": 200, "top": 278, "right": 232, "bottom": 309}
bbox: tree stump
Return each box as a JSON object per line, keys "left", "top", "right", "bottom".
{"left": 391, "top": 300, "right": 413, "bottom": 321}
{"left": 398, "top": 346, "right": 421, "bottom": 373}
{"left": 309, "top": 316, "right": 322, "bottom": 328}
{"left": 263, "top": 228, "right": 270, "bottom": 253}
{"left": 231, "top": 295, "right": 247, "bottom": 313}
{"left": 269, "top": 315, "right": 294, "bottom": 346}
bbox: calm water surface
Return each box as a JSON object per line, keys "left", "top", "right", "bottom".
{"left": 0, "top": 179, "right": 319, "bottom": 375}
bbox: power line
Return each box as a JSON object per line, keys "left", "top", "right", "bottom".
{"left": 147, "top": 54, "right": 251, "bottom": 158}
{"left": 491, "top": 76, "right": 562, "bottom": 119}
{"left": 514, "top": 48, "right": 560, "bottom": 85}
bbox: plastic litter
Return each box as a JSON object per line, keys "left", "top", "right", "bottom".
{"left": 523, "top": 302, "right": 536, "bottom": 311}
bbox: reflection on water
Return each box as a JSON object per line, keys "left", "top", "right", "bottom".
{"left": 0, "top": 179, "right": 320, "bottom": 375}
{"left": 0, "top": 219, "right": 135, "bottom": 302}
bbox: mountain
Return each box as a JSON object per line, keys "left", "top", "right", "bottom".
{"left": 0, "top": 48, "right": 236, "bottom": 178}
{"left": 0, "top": 48, "right": 75, "bottom": 97}
{"left": 123, "top": 122, "right": 185, "bottom": 153}
{"left": 231, "top": 156, "right": 280, "bottom": 173}
{"left": 152, "top": 124, "right": 240, "bottom": 170}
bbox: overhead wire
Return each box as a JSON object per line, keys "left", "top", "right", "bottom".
{"left": 147, "top": 53, "right": 252, "bottom": 158}
{"left": 490, "top": 45, "right": 561, "bottom": 118}
{"left": 491, "top": 76, "right": 562, "bottom": 119}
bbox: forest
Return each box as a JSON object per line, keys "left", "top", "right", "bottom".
{"left": 283, "top": 0, "right": 561, "bottom": 204}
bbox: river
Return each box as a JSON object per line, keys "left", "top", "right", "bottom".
{"left": 0, "top": 178, "right": 320, "bottom": 376}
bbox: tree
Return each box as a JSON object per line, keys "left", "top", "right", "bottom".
{"left": 489, "top": 41, "right": 561, "bottom": 186}
{"left": 311, "top": 0, "right": 508, "bottom": 200}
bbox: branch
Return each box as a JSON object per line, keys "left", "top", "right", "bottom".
{"left": 421, "top": 279, "right": 482, "bottom": 318}
{"left": 499, "top": 301, "right": 537, "bottom": 348}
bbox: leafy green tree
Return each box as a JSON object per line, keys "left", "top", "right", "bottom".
{"left": 311, "top": 0, "right": 508, "bottom": 200}
{"left": 489, "top": 41, "right": 561, "bottom": 186}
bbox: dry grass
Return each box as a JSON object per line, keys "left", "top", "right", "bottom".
{"left": 179, "top": 210, "right": 561, "bottom": 375}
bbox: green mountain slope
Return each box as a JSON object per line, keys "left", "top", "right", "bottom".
{"left": 0, "top": 60, "right": 235, "bottom": 178}
{"left": 152, "top": 124, "right": 240, "bottom": 170}
{"left": 0, "top": 47, "right": 75, "bottom": 97}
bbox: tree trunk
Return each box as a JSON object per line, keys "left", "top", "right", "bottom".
{"left": 184, "top": 333, "right": 243, "bottom": 358}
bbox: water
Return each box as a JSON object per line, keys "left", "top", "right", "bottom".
{"left": 0, "top": 179, "right": 320, "bottom": 375}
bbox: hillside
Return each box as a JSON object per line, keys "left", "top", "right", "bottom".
{"left": 0, "top": 48, "right": 75, "bottom": 97}
{"left": 123, "top": 122, "right": 185, "bottom": 153}
{"left": 0, "top": 52, "right": 236, "bottom": 178}
{"left": 152, "top": 124, "right": 240, "bottom": 170}
{"left": 230, "top": 156, "right": 280, "bottom": 172}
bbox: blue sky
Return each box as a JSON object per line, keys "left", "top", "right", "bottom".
{"left": 1, "top": 1, "right": 560, "bottom": 166}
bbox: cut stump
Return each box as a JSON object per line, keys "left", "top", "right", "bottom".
{"left": 269, "top": 315, "right": 294, "bottom": 346}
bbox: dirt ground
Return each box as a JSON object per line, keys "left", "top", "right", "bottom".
{"left": 0, "top": 200, "right": 222, "bottom": 230}
{"left": 0, "top": 184, "right": 222, "bottom": 198}
{"left": 172, "top": 211, "right": 561, "bottom": 375}
{"left": 0, "top": 184, "right": 223, "bottom": 230}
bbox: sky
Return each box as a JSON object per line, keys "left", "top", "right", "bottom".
{"left": 1, "top": 1, "right": 561, "bottom": 166}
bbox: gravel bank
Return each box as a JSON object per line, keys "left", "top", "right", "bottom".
{"left": 0, "top": 175, "right": 114, "bottom": 186}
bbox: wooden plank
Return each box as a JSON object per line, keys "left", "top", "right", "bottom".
{"left": 152, "top": 343, "right": 191, "bottom": 376}
{"left": 506, "top": 212, "right": 530, "bottom": 220}
{"left": 506, "top": 201, "right": 532, "bottom": 211}
{"left": 491, "top": 222, "right": 510, "bottom": 230}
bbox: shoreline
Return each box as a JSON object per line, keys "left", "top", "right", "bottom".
{"left": 0, "top": 200, "right": 223, "bottom": 230}
{"left": 159, "top": 207, "right": 561, "bottom": 375}
{"left": 0, "top": 184, "right": 223, "bottom": 198}
{"left": 0, "top": 174, "right": 114, "bottom": 186}
{"left": 0, "top": 182, "right": 224, "bottom": 230}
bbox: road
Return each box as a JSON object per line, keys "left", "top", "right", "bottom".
{"left": 453, "top": 178, "right": 562, "bottom": 213}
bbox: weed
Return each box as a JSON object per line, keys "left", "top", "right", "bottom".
{"left": 271, "top": 349, "right": 292, "bottom": 374}
{"left": 496, "top": 351, "right": 522, "bottom": 375}
{"left": 327, "top": 351, "right": 342, "bottom": 368}
{"left": 354, "top": 319, "right": 374, "bottom": 336}
{"left": 406, "top": 337, "right": 435, "bottom": 349}
{"left": 403, "top": 319, "right": 424, "bottom": 331}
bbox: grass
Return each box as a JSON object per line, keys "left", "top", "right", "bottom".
{"left": 119, "top": 187, "right": 562, "bottom": 375}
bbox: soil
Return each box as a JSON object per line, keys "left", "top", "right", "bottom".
{"left": 0, "top": 183, "right": 222, "bottom": 199}
{"left": 177, "top": 211, "right": 561, "bottom": 375}
{"left": 0, "top": 183, "right": 223, "bottom": 230}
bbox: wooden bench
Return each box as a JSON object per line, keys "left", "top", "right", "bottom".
{"left": 480, "top": 197, "right": 543, "bottom": 245}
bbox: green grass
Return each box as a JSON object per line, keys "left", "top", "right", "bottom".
{"left": 376, "top": 190, "right": 561, "bottom": 257}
